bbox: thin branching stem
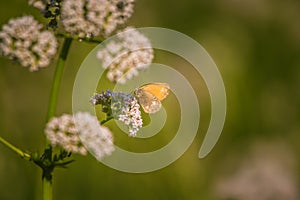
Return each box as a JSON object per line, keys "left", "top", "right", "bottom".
{"left": 46, "top": 37, "right": 72, "bottom": 121}
{"left": 100, "top": 116, "right": 114, "bottom": 125}
{"left": 0, "top": 136, "right": 31, "bottom": 160}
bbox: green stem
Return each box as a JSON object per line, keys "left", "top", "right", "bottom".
{"left": 43, "top": 178, "right": 52, "bottom": 200}
{"left": 100, "top": 116, "right": 113, "bottom": 125}
{"left": 46, "top": 37, "right": 73, "bottom": 121}
{"left": 43, "top": 37, "right": 73, "bottom": 200}
{"left": 0, "top": 136, "right": 31, "bottom": 160}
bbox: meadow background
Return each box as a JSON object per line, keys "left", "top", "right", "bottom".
{"left": 0, "top": 0, "right": 300, "bottom": 199}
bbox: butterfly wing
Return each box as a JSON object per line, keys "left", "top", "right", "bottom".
{"left": 135, "top": 88, "right": 162, "bottom": 113}
{"left": 138, "top": 83, "right": 170, "bottom": 101}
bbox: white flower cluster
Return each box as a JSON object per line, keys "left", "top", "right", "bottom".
{"left": 111, "top": 92, "right": 143, "bottom": 137}
{"left": 74, "top": 112, "right": 115, "bottom": 160}
{"left": 61, "top": 0, "right": 135, "bottom": 38}
{"left": 45, "top": 112, "right": 115, "bottom": 160}
{"left": 97, "top": 27, "right": 154, "bottom": 84}
{"left": 0, "top": 16, "right": 57, "bottom": 71}
{"left": 119, "top": 98, "right": 143, "bottom": 136}
{"left": 45, "top": 113, "right": 87, "bottom": 155}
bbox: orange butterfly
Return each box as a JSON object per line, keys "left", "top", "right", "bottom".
{"left": 134, "top": 82, "right": 170, "bottom": 113}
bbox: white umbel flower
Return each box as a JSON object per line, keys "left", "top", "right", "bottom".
{"left": 0, "top": 16, "right": 58, "bottom": 71}
{"left": 97, "top": 27, "right": 154, "bottom": 84}
{"left": 61, "top": 0, "right": 135, "bottom": 38}
{"left": 45, "top": 112, "right": 115, "bottom": 159}
{"left": 91, "top": 90, "right": 143, "bottom": 136}
{"left": 74, "top": 112, "right": 115, "bottom": 160}
{"left": 45, "top": 114, "right": 87, "bottom": 155}
{"left": 111, "top": 92, "right": 143, "bottom": 136}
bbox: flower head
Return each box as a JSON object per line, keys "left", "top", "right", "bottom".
{"left": 97, "top": 27, "right": 154, "bottom": 84}
{"left": 111, "top": 92, "right": 143, "bottom": 136}
{"left": 90, "top": 91, "right": 111, "bottom": 105}
{"left": 74, "top": 112, "right": 115, "bottom": 160}
{"left": 0, "top": 16, "right": 57, "bottom": 71}
{"left": 45, "top": 112, "right": 115, "bottom": 160}
{"left": 45, "top": 113, "right": 87, "bottom": 155}
{"left": 60, "top": 0, "right": 135, "bottom": 38}
{"left": 91, "top": 90, "right": 143, "bottom": 136}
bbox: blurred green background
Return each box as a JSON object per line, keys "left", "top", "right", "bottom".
{"left": 1, "top": 0, "right": 300, "bottom": 199}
